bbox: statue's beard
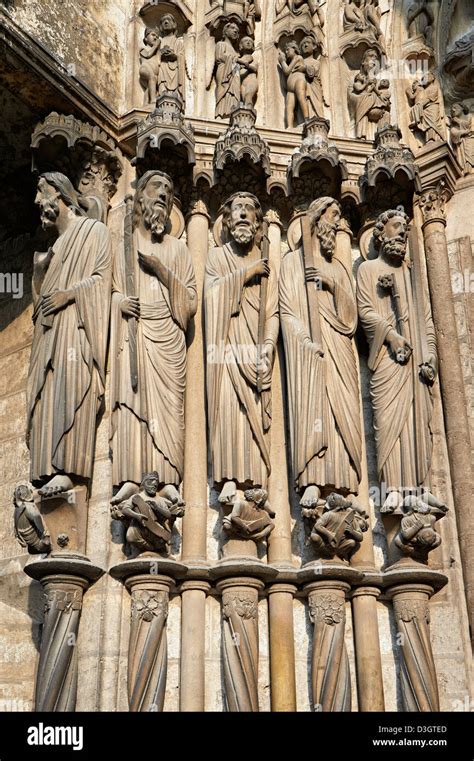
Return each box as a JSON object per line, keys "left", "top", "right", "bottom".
{"left": 39, "top": 199, "right": 60, "bottom": 229}
{"left": 316, "top": 219, "right": 337, "bottom": 257}
{"left": 231, "top": 221, "right": 257, "bottom": 246}
{"left": 141, "top": 197, "right": 169, "bottom": 238}
{"left": 382, "top": 237, "right": 406, "bottom": 261}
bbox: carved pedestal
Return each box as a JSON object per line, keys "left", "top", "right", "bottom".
{"left": 25, "top": 556, "right": 103, "bottom": 711}
{"left": 110, "top": 558, "right": 186, "bottom": 713}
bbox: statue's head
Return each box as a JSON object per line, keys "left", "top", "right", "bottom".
{"left": 222, "top": 191, "right": 263, "bottom": 248}
{"left": 300, "top": 34, "right": 317, "bottom": 56}
{"left": 362, "top": 49, "right": 379, "bottom": 72}
{"left": 141, "top": 471, "right": 160, "bottom": 496}
{"left": 244, "top": 488, "right": 268, "bottom": 507}
{"left": 451, "top": 102, "right": 467, "bottom": 118}
{"left": 326, "top": 492, "right": 350, "bottom": 511}
{"left": 240, "top": 36, "right": 254, "bottom": 54}
{"left": 373, "top": 208, "right": 409, "bottom": 262}
{"left": 13, "top": 484, "right": 33, "bottom": 507}
{"left": 144, "top": 27, "right": 159, "bottom": 44}
{"left": 134, "top": 170, "right": 174, "bottom": 239}
{"left": 160, "top": 13, "right": 177, "bottom": 34}
{"left": 308, "top": 196, "right": 341, "bottom": 259}
{"left": 285, "top": 40, "right": 300, "bottom": 59}
{"left": 223, "top": 22, "right": 239, "bottom": 41}
{"left": 35, "top": 172, "right": 83, "bottom": 230}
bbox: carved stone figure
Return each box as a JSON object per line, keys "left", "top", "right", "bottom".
{"left": 13, "top": 484, "right": 51, "bottom": 554}
{"left": 111, "top": 472, "right": 184, "bottom": 556}
{"left": 279, "top": 198, "right": 362, "bottom": 508}
{"left": 222, "top": 487, "right": 275, "bottom": 541}
{"left": 209, "top": 0, "right": 261, "bottom": 35}
{"left": 407, "top": 0, "right": 434, "bottom": 46}
{"left": 356, "top": 209, "right": 440, "bottom": 512}
{"left": 342, "top": 0, "right": 384, "bottom": 46}
{"left": 237, "top": 36, "right": 258, "bottom": 108}
{"left": 212, "top": 21, "right": 242, "bottom": 118}
{"left": 303, "top": 493, "right": 368, "bottom": 562}
{"left": 350, "top": 49, "right": 391, "bottom": 140}
{"left": 139, "top": 15, "right": 187, "bottom": 107}
{"left": 407, "top": 72, "right": 446, "bottom": 145}
{"left": 450, "top": 102, "right": 474, "bottom": 175}
{"left": 27, "top": 172, "right": 112, "bottom": 497}
{"left": 279, "top": 36, "right": 324, "bottom": 128}
{"left": 394, "top": 495, "right": 443, "bottom": 562}
{"left": 110, "top": 171, "right": 197, "bottom": 507}
{"left": 205, "top": 192, "right": 279, "bottom": 505}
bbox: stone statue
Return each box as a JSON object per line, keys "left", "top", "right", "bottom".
{"left": 350, "top": 49, "right": 391, "bottom": 140}
{"left": 394, "top": 494, "right": 443, "bottom": 563}
{"left": 275, "top": 0, "right": 326, "bottom": 51}
{"left": 222, "top": 487, "right": 275, "bottom": 541}
{"left": 343, "top": 0, "right": 384, "bottom": 45}
{"left": 449, "top": 102, "right": 474, "bottom": 175}
{"left": 111, "top": 472, "right": 184, "bottom": 556}
{"left": 110, "top": 171, "right": 197, "bottom": 508}
{"left": 237, "top": 36, "right": 259, "bottom": 108}
{"left": 27, "top": 172, "right": 112, "bottom": 497}
{"left": 279, "top": 36, "right": 324, "bottom": 128}
{"left": 209, "top": 0, "right": 261, "bottom": 35}
{"left": 356, "top": 209, "right": 442, "bottom": 513}
{"left": 211, "top": 21, "right": 242, "bottom": 119}
{"left": 407, "top": 0, "right": 434, "bottom": 46}
{"left": 205, "top": 192, "right": 279, "bottom": 505}
{"left": 279, "top": 198, "right": 362, "bottom": 508}
{"left": 13, "top": 484, "right": 51, "bottom": 554}
{"left": 303, "top": 492, "right": 369, "bottom": 561}
{"left": 139, "top": 14, "right": 187, "bottom": 107}
{"left": 407, "top": 72, "right": 446, "bottom": 145}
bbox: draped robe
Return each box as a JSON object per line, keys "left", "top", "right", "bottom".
{"left": 27, "top": 217, "right": 112, "bottom": 482}
{"left": 157, "top": 33, "right": 185, "bottom": 100}
{"left": 205, "top": 243, "right": 279, "bottom": 488}
{"left": 214, "top": 39, "right": 240, "bottom": 118}
{"left": 279, "top": 248, "right": 361, "bottom": 494}
{"left": 110, "top": 231, "right": 197, "bottom": 488}
{"left": 357, "top": 256, "right": 437, "bottom": 491}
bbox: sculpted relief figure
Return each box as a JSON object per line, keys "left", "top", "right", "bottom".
{"left": 350, "top": 49, "right": 391, "bottom": 140}
{"left": 450, "top": 102, "right": 474, "bottom": 174}
{"left": 275, "top": 1, "right": 326, "bottom": 51}
{"left": 205, "top": 193, "right": 279, "bottom": 506}
{"left": 139, "top": 14, "right": 186, "bottom": 106}
{"left": 304, "top": 493, "right": 369, "bottom": 562}
{"left": 407, "top": 0, "right": 434, "bottom": 46}
{"left": 13, "top": 484, "right": 51, "bottom": 554}
{"left": 279, "top": 198, "right": 362, "bottom": 509}
{"left": 343, "top": 0, "right": 384, "bottom": 45}
{"left": 28, "top": 172, "right": 112, "bottom": 497}
{"left": 356, "top": 210, "right": 444, "bottom": 513}
{"left": 279, "top": 35, "right": 324, "bottom": 128}
{"left": 222, "top": 487, "right": 275, "bottom": 542}
{"left": 238, "top": 36, "right": 259, "bottom": 109}
{"left": 394, "top": 494, "right": 443, "bottom": 563}
{"left": 211, "top": 22, "right": 241, "bottom": 118}
{"left": 110, "top": 171, "right": 197, "bottom": 513}
{"left": 407, "top": 72, "right": 446, "bottom": 146}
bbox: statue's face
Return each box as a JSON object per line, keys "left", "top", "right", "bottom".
{"left": 140, "top": 173, "right": 173, "bottom": 238}
{"left": 364, "top": 51, "right": 378, "bottom": 71}
{"left": 240, "top": 36, "right": 254, "bottom": 53}
{"left": 35, "top": 179, "right": 60, "bottom": 230}
{"left": 143, "top": 476, "right": 159, "bottom": 496}
{"left": 312, "top": 201, "right": 341, "bottom": 258}
{"left": 225, "top": 23, "right": 239, "bottom": 41}
{"left": 300, "top": 36, "right": 315, "bottom": 55}
{"left": 381, "top": 214, "right": 408, "bottom": 261}
{"left": 146, "top": 30, "right": 158, "bottom": 44}
{"left": 229, "top": 195, "right": 259, "bottom": 246}
{"left": 451, "top": 103, "right": 462, "bottom": 117}
{"left": 322, "top": 202, "right": 341, "bottom": 229}
{"left": 160, "top": 14, "right": 176, "bottom": 33}
{"left": 286, "top": 43, "right": 297, "bottom": 60}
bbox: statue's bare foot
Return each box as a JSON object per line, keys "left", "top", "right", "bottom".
{"left": 38, "top": 475, "right": 74, "bottom": 498}
{"left": 219, "top": 480, "right": 237, "bottom": 505}
{"left": 381, "top": 490, "right": 402, "bottom": 514}
{"left": 111, "top": 481, "right": 139, "bottom": 505}
{"left": 300, "top": 485, "right": 323, "bottom": 509}
{"left": 160, "top": 484, "right": 184, "bottom": 506}
{"left": 422, "top": 490, "right": 447, "bottom": 512}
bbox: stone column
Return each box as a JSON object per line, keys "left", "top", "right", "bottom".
{"left": 266, "top": 210, "right": 297, "bottom": 712}
{"left": 24, "top": 556, "right": 103, "bottom": 712}
{"left": 417, "top": 182, "right": 474, "bottom": 637}
{"left": 179, "top": 194, "right": 211, "bottom": 711}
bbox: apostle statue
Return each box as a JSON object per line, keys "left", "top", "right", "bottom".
{"left": 356, "top": 209, "right": 445, "bottom": 513}
{"left": 407, "top": 72, "right": 446, "bottom": 146}
{"left": 279, "top": 197, "right": 362, "bottom": 509}
{"left": 27, "top": 172, "right": 112, "bottom": 497}
{"left": 110, "top": 171, "right": 197, "bottom": 509}
{"left": 449, "top": 102, "right": 474, "bottom": 175}
{"left": 210, "top": 21, "right": 242, "bottom": 119}
{"left": 205, "top": 192, "right": 279, "bottom": 506}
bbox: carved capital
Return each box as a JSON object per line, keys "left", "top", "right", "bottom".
{"left": 418, "top": 182, "right": 449, "bottom": 226}
{"left": 131, "top": 589, "right": 168, "bottom": 623}
{"left": 222, "top": 591, "right": 258, "bottom": 620}
{"left": 308, "top": 592, "right": 345, "bottom": 626}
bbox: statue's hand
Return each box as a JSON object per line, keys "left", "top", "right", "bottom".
{"left": 121, "top": 296, "right": 140, "bottom": 318}
{"left": 138, "top": 252, "right": 158, "bottom": 275}
{"left": 258, "top": 342, "right": 274, "bottom": 373}
{"left": 419, "top": 354, "right": 437, "bottom": 384}
{"left": 42, "top": 289, "right": 73, "bottom": 316}
{"left": 387, "top": 331, "right": 412, "bottom": 363}
{"left": 244, "top": 258, "right": 269, "bottom": 284}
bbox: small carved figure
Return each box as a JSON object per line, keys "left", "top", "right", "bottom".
{"left": 407, "top": 72, "right": 446, "bottom": 145}
{"left": 279, "top": 40, "right": 309, "bottom": 128}
{"left": 222, "top": 488, "right": 275, "bottom": 541}
{"left": 300, "top": 34, "right": 325, "bottom": 118}
{"left": 111, "top": 472, "right": 184, "bottom": 556}
{"left": 407, "top": 0, "right": 434, "bottom": 46}
{"left": 275, "top": 0, "right": 326, "bottom": 51}
{"left": 450, "top": 102, "right": 474, "bottom": 175}
{"left": 13, "top": 485, "right": 51, "bottom": 554}
{"left": 343, "top": 0, "right": 384, "bottom": 44}
{"left": 139, "top": 15, "right": 187, "bottom": 107}
{"left": 350, "top": 49, "right": 391, "bottom": 139}
{"left": 303, "top": 493, "right": 368, "bottom": 562}
{"left": 238, "top": 36, "right": 259, "bottom": 108}
{"left": 212, "top": 21, "right": 242, "bottom": 118}
{"left": 394, "top": 494, "right": 444, "bottom": 562}
{"left": 139, "top": 27, "right": 162, "bottom": 105}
